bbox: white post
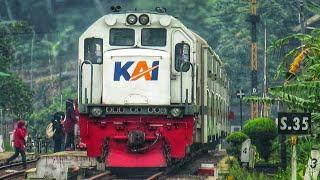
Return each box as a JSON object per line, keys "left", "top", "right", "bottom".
{"left": 291, "top": 135, "right": 297, "bottom": 180}
{"left": 304, "top": 149, "right": 320, "bottom": 179}
{"left": 241, "top": 139, "right": 251, "bottom": 168}
{"left": 263, "top": 27, "right": 267, "bottom": 97}
{"left": 0, "top": 135, "right": 3, "bottom": 152}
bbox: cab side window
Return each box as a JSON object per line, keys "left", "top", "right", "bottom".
{"left": 84, "top": 38, "right": 103, "bottom": 64}
{"left": 175, "top": 43, "right": 190, "bottom": 72}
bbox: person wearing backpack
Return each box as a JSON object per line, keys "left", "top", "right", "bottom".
{"left": 6, "top": 120, "right": 28, "bottom": 168}
{"left": 52, "top": 112, "right": 65, "bottom": 152}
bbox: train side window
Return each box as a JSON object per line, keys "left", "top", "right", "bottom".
{"left": 141, "top": 28, "right": 166, "bottom": 46}
{"left": 219, "top": 68, "right": 223, "bottom": 84}
{"left": 175, "top": 43, "right": 190, "bottom": 72}
{"left": 109, "top": 28, "right": 135, "bottom": 46}
{"left": 84, "top": 38, "right": 103, "bottom": 64}
{"left": 217, "top": 66, "right": 220, "bottom": 78}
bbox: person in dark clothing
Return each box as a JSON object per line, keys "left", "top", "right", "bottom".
{"left": 6, "top": 120, "right": 27, "bottom": 168}
{"left": 64, "top": 99, "right": 76, "bottom": 150}
{"left": 52, "top": 112, "right": 65, "bottom": 152}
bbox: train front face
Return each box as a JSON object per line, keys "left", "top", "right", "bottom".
{"left": 78, "top": 13, "right": 195, "bottom": 168}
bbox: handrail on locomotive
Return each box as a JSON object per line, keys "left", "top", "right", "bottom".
{"left": 180, "top": 61, "right": 194, "bottom": 105}
{"left": 79, "top": 60, "right": 93, "bottom": 104}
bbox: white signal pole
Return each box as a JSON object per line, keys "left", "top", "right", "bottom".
{"left": 262, "top": 25, "right": 269, "bottom": 117}
{"left": 291, "top": 1, "right": 305, "bottom": 179}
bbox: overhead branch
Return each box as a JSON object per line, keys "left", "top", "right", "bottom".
{"left": 243, "top": 96, "right": 278, "bottom": 104}
{"left": 293, "top": 15, "right": 320, "bottom": 32}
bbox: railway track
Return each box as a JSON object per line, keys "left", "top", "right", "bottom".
{"left": 0, "top": 169, "right": 26, "bottom": 180}
{"left": 87, "top": 171, "right": 116, "bottom": 180}
{"left": 0, "top": 147, "right": 221, "bottom": 179}
{"left": 0, "top": 158, "right": 39, "bottom": 180}
{"left": 144, "top": 148, "right": 212, "bottom": 180}
{"left": 146, "top": 171, "right": 164, "bottom": 180}
{"left": 0, "top": 158, "right": 39, "bottom": 170}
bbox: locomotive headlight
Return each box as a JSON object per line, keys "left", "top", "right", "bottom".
{"left": 159, "top": 16, "right": 171, "bottom": 27}
{"left": 126, "top": 14, "right": 138, "bottom": 25}
{"left": 105, "top": 15, "right": 117, "bottom": 26}
{"left": 91, "top": 107, "right": 103, "bottom": 117}
{"left": 170, "top": 108, "right": 182, "bottom": 117}
{"left": 139, "top": 14, "right": 149, "bottom": 25}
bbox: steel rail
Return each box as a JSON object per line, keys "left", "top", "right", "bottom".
{"left": 0, "top": 170, "right": 25, "bottom": 180}
{"left": 146, "top": 171, "right": 164, "bottom": 180}
{"left": 145, "top": 147, "right": 208, "bottom": 180}
{"left": 0, "top": 157, "right": 39, "bottom": 170}
{"left": 88, "top": 171, "right": 115, "bottom": 180}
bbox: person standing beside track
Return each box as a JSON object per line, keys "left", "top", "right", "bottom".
{"left": 6, "top": 120, "right": 28, "bottom": 168}
{"left": 64, "top": 99, "right": 76, "bottom": 150}
{"left": 52, "top": 112, "right": 65, "bottom": 152}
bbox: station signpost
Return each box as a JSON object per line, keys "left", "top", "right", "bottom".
{"left": 278, "top": 112, "right": 311, "bottom": 180}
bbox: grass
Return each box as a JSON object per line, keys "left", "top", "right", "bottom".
{"left": 3, "top": 139, "right": 13, "bottom": 152}
{"left": 228, "top": 161, "right": 277, "bottom": 180}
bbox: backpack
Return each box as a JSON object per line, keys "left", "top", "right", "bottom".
{"left": 46, "top": 123, "right": 56, "bottom": 139}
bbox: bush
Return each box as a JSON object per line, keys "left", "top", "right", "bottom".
{"left": 227, "top": 131, "right": 249, "bottom": 144}
{"left": 229, "top": 160, "right": 273, "bottom": 180}
{"left": 243, "top": 118, "right": 277, "bottom": 162}
{"left": 226, "top": 131, "right": 248, "bottom": 159}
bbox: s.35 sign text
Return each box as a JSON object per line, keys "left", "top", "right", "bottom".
{"left": 278, "top": 112, "right": 311, "bottom": 134}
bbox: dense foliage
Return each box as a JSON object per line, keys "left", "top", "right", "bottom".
{"left": 268, "top": 29, "right": 320, "bottom": 112}
{"left": 242, "top": 118, "right": 277, "bottom": 162}
{"left": 0, "top": 22, "right": 34, "bottom": 119}
{"left": 0, "top": 75, "right": 33, "bottom": 118}
{"left": 0, "top": 0, "right": 311, "bottom": 128}
{"left": 269, "top": 29, "right": 320, "bottom": 177}
{"left": 0, "top": 2, "right": 319, "bottom": 178}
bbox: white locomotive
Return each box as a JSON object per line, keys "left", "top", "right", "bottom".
{"left": 78, "top": 11, "right": 230, "bottom": 168}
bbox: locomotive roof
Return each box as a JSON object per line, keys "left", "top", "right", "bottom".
{"left": 81, "top": 12, "right": 224, "bottom": 67}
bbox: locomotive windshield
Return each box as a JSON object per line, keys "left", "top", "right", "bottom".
{"left": 110, "top": 28, "right": 135, "bottom": 46}
{"left": 141, "top": 28, "right": 166, "bottom": 46}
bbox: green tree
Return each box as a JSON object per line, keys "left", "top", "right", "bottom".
{"left": 0, "top": 21, "right": 34, "bottom": 141}
{"left": 0, "top": 21, "right": 34, "bottom": 117}
{"left": 0, "top": 75, "right": 33, "bottom": 118}
{"left": 0, "top": 74, "right": 33, "bottom": 141}
{"left": 242, "top": 117, "right": 277, "bottom": 162}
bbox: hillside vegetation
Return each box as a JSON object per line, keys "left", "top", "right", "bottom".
{"left": 0, "top": 0, "right": 318, "bottom": 136}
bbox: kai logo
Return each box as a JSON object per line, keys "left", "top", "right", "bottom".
{"left": 114, "top": 60, "right": 159, "bottom": 81}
